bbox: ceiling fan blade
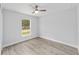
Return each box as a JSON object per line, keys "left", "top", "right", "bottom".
{"left": 39, "top": 10, "right": 46, "bottom": 11}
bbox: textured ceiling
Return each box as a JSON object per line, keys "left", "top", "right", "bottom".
{"left": 1, "top": 3, "right": 78, "bottom": 17}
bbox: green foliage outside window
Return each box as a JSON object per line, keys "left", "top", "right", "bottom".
{"left": 21, "top": 19, "right": 30, "bottom": 37}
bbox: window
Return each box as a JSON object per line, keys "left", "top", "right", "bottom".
{"left": 21, "top": 19, "right": 30, "bottom": 37}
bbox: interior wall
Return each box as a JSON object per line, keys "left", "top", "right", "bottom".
{"left": 2, "top": 6, "right": 78, "bottom": 49}
{"left": 39, "top": 7, "right": 77, "bottom": 48}
{"left": 2, "top": 9, "right": 39, "bottom": 47}
{"left": 0, "top": 5, "right": 3, "bottom": 54}
{"left": 77, "top": 5, "right": 79, "bottom": 51}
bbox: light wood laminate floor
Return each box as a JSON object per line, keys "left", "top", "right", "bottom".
{"left": 1, "top": 37, "right": 78, "bottom": 55}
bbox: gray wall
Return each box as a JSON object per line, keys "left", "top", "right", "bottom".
{"left": 77, "top": 5, "right": 79, "bottom": 51}
{"left": 40, "top": 7, "right": 77, "bottom": 48}
{"left": 2, "top": 7, "right": 78, "bottom": 49}
{"left": 0, "top": 6, "right": 3, "bottom": 54}
{"left": 2, "top": 9, "right": 39, "bottom": 47}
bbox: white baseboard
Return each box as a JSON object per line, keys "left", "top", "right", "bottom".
{"left": 3, "top": 40, "right": 25, "bottom": 48}
{"left": 2, "top": 36, "right": 37, "bottom": 48}
{"left": 40, "top": 36, "right": 78, "bottom": 49}
{"left": 2, "top": 36, "right": 78, "bottom": 49}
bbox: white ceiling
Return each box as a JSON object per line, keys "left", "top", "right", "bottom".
{"left": 1, "top": 3, "right": 78, "bottom": 17}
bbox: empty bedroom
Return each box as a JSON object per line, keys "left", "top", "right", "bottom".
{"left": 0, "top": 3, "right": 79, "bottom": 55}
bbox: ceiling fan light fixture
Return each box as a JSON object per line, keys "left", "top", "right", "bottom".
{"left": 32, "top": 4, "right": 46, "bottom": 14}
{"left": 35, "top": 10, "right": 39, "bottom": 14}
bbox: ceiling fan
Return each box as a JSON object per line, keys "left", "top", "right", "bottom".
{"left": 32, "top": 5, "right": 46, "bottom": 14}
